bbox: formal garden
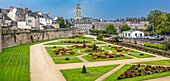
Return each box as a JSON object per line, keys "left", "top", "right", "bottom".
{"left": 12, "top": 34, "right": 167, "bottom": 81}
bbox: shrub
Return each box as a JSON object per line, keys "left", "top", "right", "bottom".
{"left": 92, "top": 44, "right": 97, "bottom": 50}
{"left": 139, "top": 53, "right": 144, "bottom": 56}
{"left": 97, "top": 35, "right": 103, "bottom": 41}
{"left": 53, "top": 46, "right": 56, "bottom": 48}
{"left": 65, "top": 57, "right": 70, "bottom": 60}
{"left": 144, "top": 43, "right": 150, "bottom": 47}
{"left": 82, "top": 65, "right": 87, "bottom": 73}
{"left": 159, "top": 45, "right": 167, "bottom": 50}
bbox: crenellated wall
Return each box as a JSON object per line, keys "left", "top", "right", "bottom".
{"left": 1, "top": 27, "right": 78, "bottom": 48}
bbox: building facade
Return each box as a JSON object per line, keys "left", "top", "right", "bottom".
{"left": 75, "top": 3, "right": 82, "bottom": 20}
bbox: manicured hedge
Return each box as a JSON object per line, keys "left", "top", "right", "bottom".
{"left": 144, "top": 42, "right": 167, "bottom": 50}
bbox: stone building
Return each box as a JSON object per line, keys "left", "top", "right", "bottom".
{"left": 115, "top": 17, "right": 149, "bottom": 30}
{"left": 93, "top": 22, "right": 125, "bottom": 32}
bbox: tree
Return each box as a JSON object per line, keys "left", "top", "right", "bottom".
{"left": 92, "top": 44, "right": 97, "bottom": 50}
{"left": 106, "top": 24, "right": 117, "bottom": 34}
{"left": 56, "top": 18, "right": 66, "bottom": 28}
{"left": 122, "top": 24, "right": 131, "bottom": 32}
{"left": 155, "top": 14, "right": 170, "bottom": 35}
{"left": 82, "top": 65, "right": 87, "bottom": 73}
{"left": 147, "top": 10, "right": 163, "bottom": 33}
{"left": 97, "top": 35, "right": 103, "bottom": 41}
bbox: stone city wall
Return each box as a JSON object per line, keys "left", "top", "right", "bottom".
{"left": 2, "top": 27, "right": 78, "bottom": 48}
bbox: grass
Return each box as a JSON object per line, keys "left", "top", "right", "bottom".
{"left": 61, "top": 64, "right": 119, "bottom": 81}
{"left": 134, "top": 60, "right": 170, "bottom": 66}
{"left": 78, "top": 34, "right": 94, "bottom": 39}
{"left": 0, "top": 37, "right": 67, "bottom": 81}
{"left": 104, "top": 64, "right": 170, "bottom": 81}
{"left": 45, "top": 47, "right": 82, "bottom": 57}
{"left": 130, "top": 54, "right": 155, "bottom": 58}
{"left": 52, "top": 57, "right": 82, "bottom": 64}
{"left": 82, "top": 55, "right": 132, "bottom": 61}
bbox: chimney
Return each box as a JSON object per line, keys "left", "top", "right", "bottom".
{"left": 47, "top": 13, "right": 50, "bottom": 16}
{"left": 10, "top": 6, "right": 14, "bottom": 12}
{"left": 25, "top": 8, "right": 28, "bottom": 12}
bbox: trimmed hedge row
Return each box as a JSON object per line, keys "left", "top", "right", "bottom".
{"left": 144, "top": 42, "right": 167, "bottom": 50}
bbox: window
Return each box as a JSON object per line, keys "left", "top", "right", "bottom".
{"left": 125, "top": 33, "right": 127, "bottom": 36}
{"left": 140, "top": 33, "right": 142, "bottom": 36}
{"left": 128, "top": 33, "right": 130, "bottom": 36}
{"left": 135, "top": 33, "right": 137, "bottom": 36}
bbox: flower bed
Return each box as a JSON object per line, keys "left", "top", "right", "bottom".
{"left": 72, "top": 44, "right": 98, "bottom": 48}
{"left": 88, "top": 53, "right": 125, "bottom": 59}
{"left": 106, "top": 41, "right": 170, "bottom": 58}
{"left": 68, "top": 35, "right": 87, "bottom": 39}
{"left": 85, "top": 49, "right": 104, "bottom": 52}
{"left": 111, "top": 47, "right": 134, "bottom": 52}
{"left": 61, "top": 41, "right": 91, "bottom": 44}
{"left": 117, "top": 64, "right": 170, "bottom": 80}
{"left": 53, "top": 49, "right": 75, "bottom": 55}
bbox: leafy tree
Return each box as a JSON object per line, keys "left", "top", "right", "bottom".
{"left": 106, "top": 24, "right": 117, "bottom": 34}
{"left": 166, "top": 13, "right": 170, "bottom": 22}
{"left": 56, "top": 18, "right": 66, "bottom": 28}
{"left": 146, "top": 24, "right": 153, "bottom": 31}
{"left": 122, "top": 24, "right": 131, "bottom": 32}
{"left": 147, "top": 10, "right": 163, "bottom": 33}
{"left": 155, "top": 14, "right": 170, "bottom": 35}
{"left": 97, "top": 35, "right": 103, "bottom": 41}
{"left": 82, "top": 65, "right": 87, "bottom": 73}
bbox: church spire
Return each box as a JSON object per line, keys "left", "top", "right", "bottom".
{"left": 76, "top": 2, "right": 81, "bottom": 9}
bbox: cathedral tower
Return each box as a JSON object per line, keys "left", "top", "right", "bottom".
{"left": 75, "top": 3, "right": 82, "bottom": 20}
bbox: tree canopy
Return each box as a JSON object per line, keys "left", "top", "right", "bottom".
{"left": 106, "top": 24, "right": 117, "bottom": 34}
{"left": 121, "top": 24, "right": 131, "bottom": 32}
{"left": 56, "top": 18, "right": 66, "bottom": 28}
{"left": 147, "top": 10, "right": 170, "bottom": 35}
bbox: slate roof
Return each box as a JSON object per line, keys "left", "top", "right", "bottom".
{"left": 16, "top": 8, "right": 25, "bottom": 14}
{"left": 43, "top": 14, "right": 53, "bottom": 19}
{"left": 52, "top": 20, "right": 59, "bottom": 24}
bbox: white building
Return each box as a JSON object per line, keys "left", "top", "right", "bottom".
{"left": 75, "top": 3, "right": 82, "bottom": 20}
{"left": 122, "top": 30, "right": 144, "bottom": 38}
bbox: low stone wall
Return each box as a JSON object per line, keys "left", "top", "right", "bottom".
{"left": 2, "top": 27, "right": 78, "bottom": 48}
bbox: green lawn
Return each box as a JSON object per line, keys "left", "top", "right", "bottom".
{"left": 45, "top": 47, "right": 82, "bottom": 57}
{"left": 82, "top": 55, "right": 132, "bottom": 61}
{"left": 78, "top": 34, "right": 94, "bottom": 39}
{"left": 134, "top": 60, "right": 170, "bottom": 66}
{"left": 104, "top": 64, "right": 170, "bottom": 81}
{"left": 0, "top": 37, "right": 67, "bottom": 81}
{"left": 130, "top": 54, "right": 155, "bottom": 58}
{"left": 52, "top": 57, "right": 82, "bottom": 64}
{"left": 61, "top": 64, "right": 119, "bottom": 81}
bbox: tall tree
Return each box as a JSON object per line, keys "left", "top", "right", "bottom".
{"left": 106, "top": 24, "right": 117, "bottom": 34}
{"left": 147, "top": 10, "right": 163, "bottom": 33}
{"left": 156, "top": 14, "right": 170, "bottom": 35}
{"left": 56, "top": 18, "right": 66, "bottom": 28}
{"left": 121, "top": 24, "right": 131, "bottom": 32}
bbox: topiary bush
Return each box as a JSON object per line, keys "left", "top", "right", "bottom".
{"left": 82, "top": 65, "right": 87, "bottom": 73}
{"left": 92, "top": 44, "right": 97, "bottom": 50}
{"left": 65, "top": 57, "right": 70, "bottom": 60}
{"left": 97, "top": 35, "right": 103, "bottom": 41}
{"left": 139, "top": 53, "right": 144, "bottom": 56}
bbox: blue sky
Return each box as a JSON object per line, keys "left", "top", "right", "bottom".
{"left": 0, "top": 0, "right": 170, "bottom": 20}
